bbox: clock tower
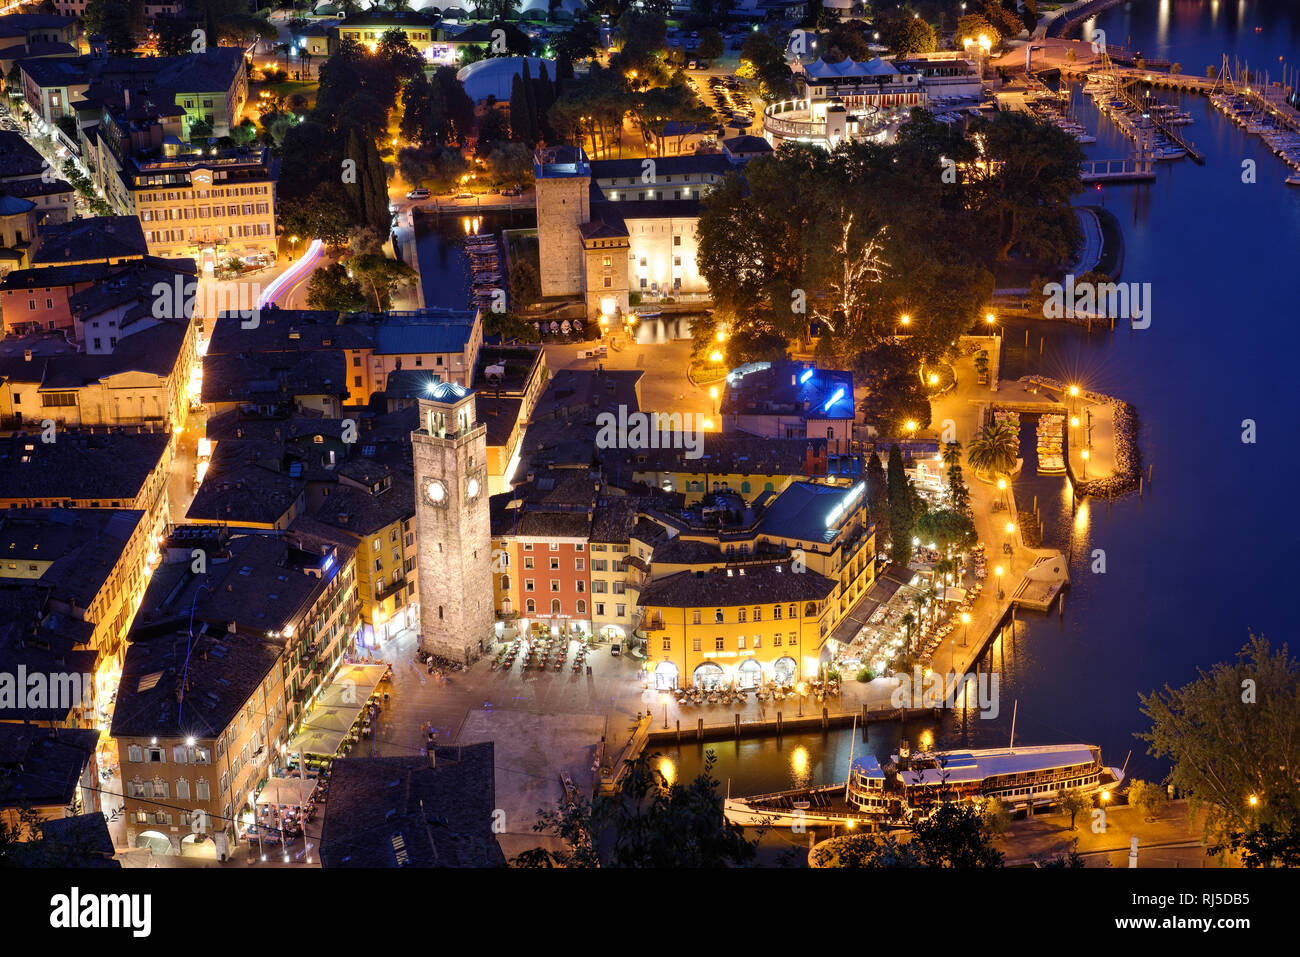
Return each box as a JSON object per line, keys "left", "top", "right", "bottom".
{"left": 411, "top": 383, "right": 492, "bottom": 664}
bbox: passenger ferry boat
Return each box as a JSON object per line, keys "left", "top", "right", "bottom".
{"left": 724, "top": 743, "right": 1124, "bottom": 829}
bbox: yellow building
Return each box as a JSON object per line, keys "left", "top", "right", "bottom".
{"left": 126, "top": 148, "right": 278, "bottom": 265}
{"left": 112, "top": 624, "right": 287, "bottom": 859}
{"left": 636, "top": 480, "right": 875, "bottom": 689}
{"left": 639, "top": 563, "right": 836, "bottom": 691}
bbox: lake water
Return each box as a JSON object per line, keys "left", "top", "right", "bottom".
{"left": 674, "top": 0, "right": 1300, "bottom": 793}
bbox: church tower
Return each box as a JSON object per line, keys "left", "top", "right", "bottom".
{"left": 534, "top": 146, "right": 591, "bottom": 297}
{"left": 411, "top": 383, "right": 492, "bottom": 664}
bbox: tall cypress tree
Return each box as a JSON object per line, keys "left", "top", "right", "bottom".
{"left": 520, "top": 59, "right": 537, "bottom": 143}
{"left": 509, "top": 73, "right": 529, "bottom": 142}
{"left": 534, "top": 61, "right": 554, "bottom": 142}
{"left": 887, "top": 444, "right": 914, "bottom": 567}
{"left": 365, "top": 136, "right": 388, "bottom": 230}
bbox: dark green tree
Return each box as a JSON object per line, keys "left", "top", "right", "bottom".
{"left": 305, "top": 262, "right": 368, "bottom": 312}
{"left": 886, "top": 443, "right": 914, "bottom": 566}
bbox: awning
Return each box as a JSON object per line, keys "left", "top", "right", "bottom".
{"left": 288, "top": 663, "right": 388, "bottom": 756}
{"left": 256, "top": 777, "right": 315, "bottom": 808}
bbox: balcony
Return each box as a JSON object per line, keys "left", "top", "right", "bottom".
{"left": 643, "top": 616, "right": 665, "bottom": 632}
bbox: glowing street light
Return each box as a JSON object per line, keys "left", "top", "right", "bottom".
{"left": 710, "top": 350, "right": 723, "bottom": 363}
{"left": 929, "top": 373, "right": 939, "bottom": 386}
{"left": 960, "top": 611, "right": 971, "bottom": 646}
{"left": 995, "top": 564, "right": 1004, "bottom": 600}
{"left": 1068, "top": 384, "right": 1080, "bottom": 397}
{"left": 900, "top": 313, "right": 911, "bottom": 326}
{"left": 1081, "top": 448, "right": 1090, "bottom": 479}
{"left": 905, "top": 419, "right": 917, "bottom": 433}
{"left": 1005, "top": 522, "right": 1015, "bottom": 535}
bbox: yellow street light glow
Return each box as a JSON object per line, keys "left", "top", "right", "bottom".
{"left": 905, "top": 420, "right": 917, "bottom": 432}
{"left": 985, "top": 313, "right": 995, "bottom": 324}
{"left": 1068, "top": 384, "right": 1080, "bottom": 396}
{"left": 994, "top": 565, "right": 1004, "bottom": 576}
{"left": 1081, "top": 449, "right": 1090, "bottom": 460}
{"left": 1070, "top": 416, "right": 1079, "bottom": 427}
{"left": 710, "top": 350, "right": 723, "bottom": 363}
{"left": 929, "top": 373, "right": 939, "bottom": 385}
{"left": 1005, "top": 522, "right": 1015, "bottom": 534}
{"left": 960, "top": 612, "right": 971, "bottom": 624}
{"left": 996, "top": 478, "right": 1007, "bottom": 490}
{"left": 1100, "top": 789, "right": 1110, "bottom": 802}
{"left": 900, "top": 314, "right": 911, "bottom": 325}
{"left": 1249, "top": 794, "right": 1259, "bottom": 806}
{"left": 716, "top": 330, "right": 726, "bottom": 341}
{"left": 709, "top": 386, "right": 718, "bottom": 398}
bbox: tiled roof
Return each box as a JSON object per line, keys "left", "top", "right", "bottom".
{"left": 638, "top": 561, "right": 835, "bottom": 608}
{"left": 320, "top": 745, "right": 505, "bottom": 868}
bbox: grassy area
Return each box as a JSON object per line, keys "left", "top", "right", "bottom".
{"left": 258, "top": 79, "right": 319, "bottom": 106}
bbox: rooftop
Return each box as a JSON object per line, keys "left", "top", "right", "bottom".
{"left": 0, "top": 429, "right": 168, "bottom": 503}
{"left": 111, "top": 624, "right": 284, "bottom": 739}
{"left": 320, "top": 745, "right": 505, "bottom": 868}
{"left": 638, "top": 560, "right": 836, "bottom": 608}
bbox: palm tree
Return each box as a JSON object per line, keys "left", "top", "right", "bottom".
{"left": 966, "top": 421, "right": 1018, "bottom": 479}
{"left": 901, "top": 612, "right": 917, "bottom": 655}
{"left": 941, "top": 440, "right": 962, "bottom": 471}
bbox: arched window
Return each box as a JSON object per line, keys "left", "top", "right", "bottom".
{"left": 576, "top": 600, "right": 586, "bottom": 615}
{"left": 551, "top": 599, "right": 562, "bottom": 614}
{"left": 526, "top": 599, "right": 536, "bottom": 613}
{"left": 740, "top": 481, "right": 751, "bottom": 493}
{"left": 764, "top": 482, "right": 775, "bottom": 492}
{"left": 500, "top": 574, "right": 510, "bottom": 590}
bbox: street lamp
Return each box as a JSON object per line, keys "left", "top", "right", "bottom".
{"left": 1080, "top": 448, "right": 1090, "bottom": 479}
{"left": 995, "top": 565, "right": 1004, "bottom": 600}
{"left": 900, "top": 313, "right": 911, "bottom": 326}
{"left": 960, "top": 611, "right": 971, "bottom": 646}
{"left": 662, "top": 693, "right": 669, "bottom": 729}
{"left": 709, "top": 385, "right": 719, "bottom": 414}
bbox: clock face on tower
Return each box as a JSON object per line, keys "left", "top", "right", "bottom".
{"left": 424, "top": 478, "right": 448, "bottom": 506}
{"left": 467, "top": 477, "right": 480, "bottom": 499}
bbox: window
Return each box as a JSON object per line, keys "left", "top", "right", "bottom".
{"left": 551, "top": 599, "right": 562, "bottom": 614}
{"left": 715, "top": 636, "right": 725, "bottom": 651}
{"left": 737, "top": 609, "right": 747, "bottom": 623}
{"left": 575, "top": 581, "right": 585, "bottom": 593}
{"left": 692, "top": 610, "right": 701, "bottom": 625}
{"left": 595, "top": 602, "right": 605, "bottom": 616}
{"left": 526, "top": 599, "right": 536, "bottom": 613}
{"left": 662, "top": 638, "right": 671, "bottom": 651}
{"left": 575, "top": 558, "right": 584, "bottom": 570}
{"left": 773, "top": 634, "right": 782, "bottom": 647}
{"left": 616, "top": 604, "right": 625, "bottom": 616}
{"left": 146, "top": 747, "right": 164, "bottom": 764}
{"left": 524, "top": 556, "right": 534, "bottom": 569}
{"left": 692, "top": 637, "right": 701, "bottom": 652}
{"left": 549, "top": 557, "right": 560, "bottom": 570}
{"left": 714, "top": 609, "right": 724, "bottom": 623}
{"left": 753, "top": 607, "right": 762, "bottom": 622}
{"left": 753, "top": 636, "right": 761, "bottom": 648}
{"left": 550, "top": 580, "right": 560, "bottom": 592}
{"left": 524, "top": 579, "right": 534, "bottom": 592}
{"left": 576, "top": 600, "right": 586, "bottom": 614}
{"left": 773, "top": 605, "right": 782, "bottom": 620}
{"left": 127, "top": 745, "right": 143, "bottom": 763}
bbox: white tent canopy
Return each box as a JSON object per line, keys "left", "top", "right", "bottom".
{"left": 288, "top": 663, "right": 388, "bottom": 756}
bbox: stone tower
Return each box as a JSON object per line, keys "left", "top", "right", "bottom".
{"left": 411, "top": 384, "right": 492, "bottom": 664}
{"left": 534, "top": 146, "right": 591, "bottom": 298}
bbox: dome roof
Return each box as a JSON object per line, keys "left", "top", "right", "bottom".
{"left": 456, "top": 56, "right": 556, "bottom": 103}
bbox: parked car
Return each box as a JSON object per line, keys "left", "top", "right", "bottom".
{"left": 406, "top": 187, "right": 430, "bottom": 200}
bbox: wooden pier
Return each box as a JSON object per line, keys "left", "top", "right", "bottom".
{"left": 1080, "top": 157, "right": 1156, "bottom": 182}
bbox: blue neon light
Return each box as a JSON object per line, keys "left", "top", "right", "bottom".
{"left": 799, "top": 368, "right": 814, "bottom": 384}
{"left": 824, "top": 386, "right": 845, "bottom": 412}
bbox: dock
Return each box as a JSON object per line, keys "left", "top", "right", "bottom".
{"left": 1080, "top": 157, "right": 1156, "bottom": 182}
